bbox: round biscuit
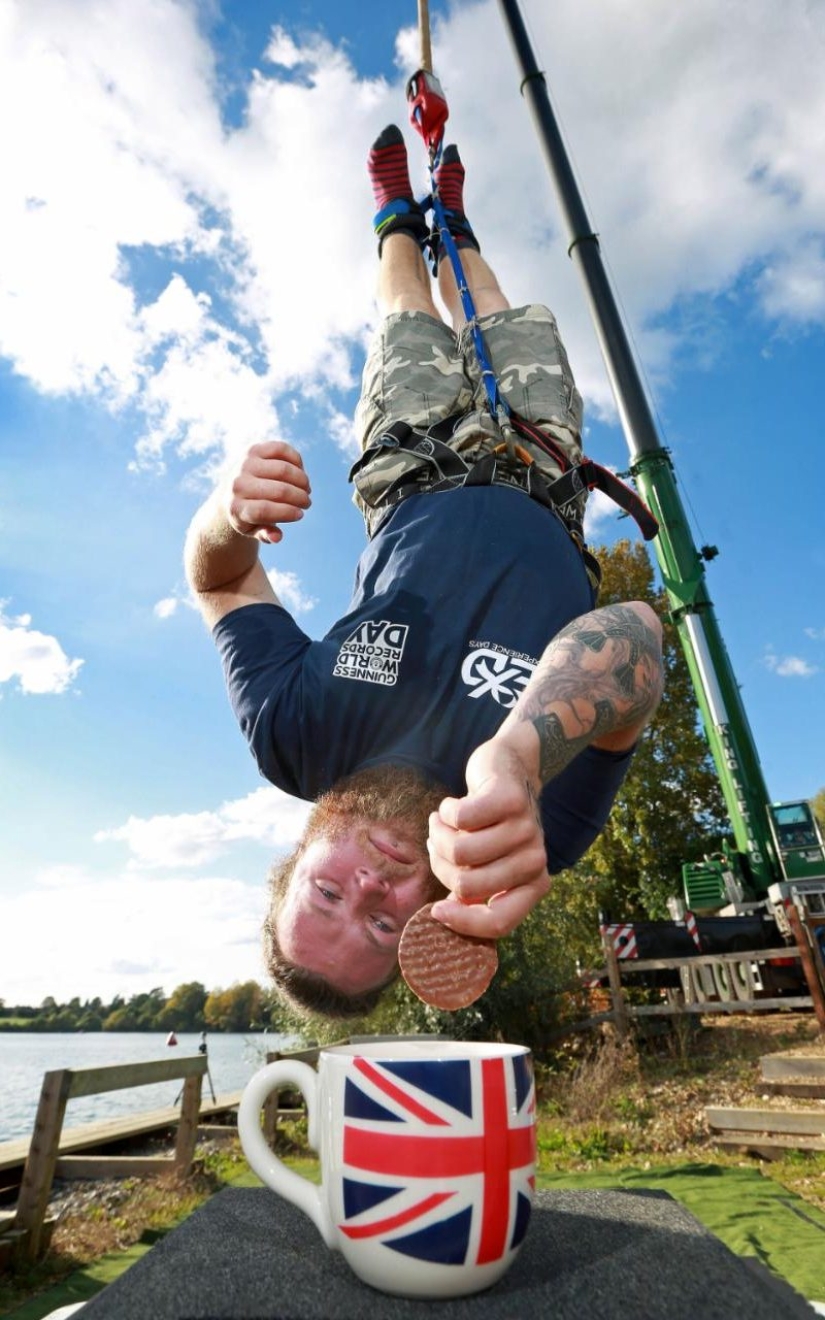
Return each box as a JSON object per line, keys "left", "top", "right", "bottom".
{"left": 399, "top": 903, "right": 498, "bottom": 1010}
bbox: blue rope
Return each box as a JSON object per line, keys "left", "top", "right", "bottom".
{"left": 423, "top": 140, "right": 512, "bottom": 438}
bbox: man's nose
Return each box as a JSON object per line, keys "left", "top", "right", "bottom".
{"left": 355, "top": 867, "right": 390, "bottom": 897}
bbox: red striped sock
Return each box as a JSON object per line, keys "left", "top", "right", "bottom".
{"left": 369, "top": 124, "right": 415, "bottom": 212}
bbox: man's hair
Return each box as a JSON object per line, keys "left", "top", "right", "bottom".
{"left": 262, "top": 850, "right": 397, "bottom": 1019}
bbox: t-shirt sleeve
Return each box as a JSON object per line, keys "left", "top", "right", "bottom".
{"left": 541, "top": 743, "right": 635, "bottom": 874}
{"left": 212, "top": 603, "right": 312, "bottom": 796}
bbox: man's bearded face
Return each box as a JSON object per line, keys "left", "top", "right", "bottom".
{"left": 273, "top": 766, "right": 448, "bottom": 996}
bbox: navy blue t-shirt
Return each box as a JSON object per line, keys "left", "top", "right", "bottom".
{"left": 214, "top": 486, "right": 632, "bottom": 872}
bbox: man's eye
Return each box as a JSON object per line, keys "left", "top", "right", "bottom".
{"left": 317, "top": 886, "right": 340, "bottom": 902}
{"left": 370, "top": 916, "right": 395, "bottom": 934}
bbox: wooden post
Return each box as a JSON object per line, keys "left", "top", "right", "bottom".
{"left": 806, "top": 917, "right": 825, "bottom": 989}
{"left": 174, "top": 1073, "right": 204, "bottom": 1174}
{"left": 601, "top": 930, "right": 629, "bottom": 1038}
{"left": 262, "top": 1052, "right": 282, "bottom": 1147}
{"left": 418, "top": 0, "right": 432, "bottom": 72}
{"left": 787, "top": 904, "right": 825, "bottom": 1032}
{"left": 14, "top": 1069, "right": 73, "bottom": 1258}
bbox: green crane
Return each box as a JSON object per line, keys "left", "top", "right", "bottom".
{"left": 498, "top": 0, "right": 824, "bottom": 910}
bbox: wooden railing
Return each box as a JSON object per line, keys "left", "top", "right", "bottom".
{"left": 11, "top": 1054, "right": 207, "bottom": 1261}
{"left": 598, "top": 907, "right": 825, "bottom": 1038}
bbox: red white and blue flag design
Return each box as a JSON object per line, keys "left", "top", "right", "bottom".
{"left": 338, "top": 1053, "right": 536, "bottom": 1266}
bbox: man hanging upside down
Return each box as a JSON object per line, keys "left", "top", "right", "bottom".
{"left": 184, "top": 125, "right": 664, "bottom": 1018}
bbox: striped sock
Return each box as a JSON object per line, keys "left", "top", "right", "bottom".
{"left": 368, "top": 124, "right": 428, "bottom": 252}
{"left": 432, "top": 144, "right": 479, "bottom": 258}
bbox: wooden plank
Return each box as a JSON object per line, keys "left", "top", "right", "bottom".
{"left": 619, "top": 947, "right": 799, "bottom": 974}
{"left": 707, "top": 1107, "right": 825, "bottom": 1136}
{"left": 174, "top": 1072, "right": 203, "bottom": 1173}
{"left": 0, "top": 1092, "right": 242, "bottom": 1173}
{"left": 626, "top": 997, "right": 813, "bottom": 1017}
{"left": 602, "top": 930, "right": 629, "bottom": 1038}
{"left": 55, "top": 1156, "right": 174, "bottom": 1179}
{"left": 786, "top": 904, "right": 825, "bottom": 1030}
{"left": 14, "top": 1069, "right": 73, "bottom": 1257}
{"left": 711, "top": 1132, "right": 825, "bottom": 1155}
{"left": 67, "top": 1055, "right": 207, "bottom": 1099}
{"left": 763, "top": 1081, "right": 825, "bottom": 1100}
{"left": 761, "top": 1055, "right": 825, "bottom": 1080}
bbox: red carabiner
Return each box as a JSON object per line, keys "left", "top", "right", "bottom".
{"left": 406, "top": 68, "right": 449, "bottom": 150}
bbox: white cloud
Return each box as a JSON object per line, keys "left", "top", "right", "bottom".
{"left": 327, "top": 407, "right": 361, "bottom": 459}
{"left": 2, "top": 867, "right": 268, "bottom": 1004}
{"left": 94, "top": 786, "right": 311, "bottom": 869}
{"left": 764, "top": 651, "right": 819, "bottom": 678}
{"left": 804, "top": 627, "right": 825, "bottom": 641}
{"left": 583, "top": 483, "right": 619, "bottom": 541}
{"left": 154, "top": 597, "right": 179, "bottom": 620}
{"left": 0, "top": 605, "right": 83, "bottom": 694}
{"left": 266, "top": 570, "right": 317, "bottom": 615}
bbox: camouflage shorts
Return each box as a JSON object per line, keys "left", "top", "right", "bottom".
{"left": 352, "top": 304, "right": 585, "bottom": 535}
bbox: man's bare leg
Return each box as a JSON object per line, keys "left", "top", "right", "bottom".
{"left": 437, "top": 246, "right": 510, "bottom": 331}
{"left": 378, "top": 232, "right": 442, "bottom": 321}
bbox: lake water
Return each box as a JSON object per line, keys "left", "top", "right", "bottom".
{"left": 0, "top": 1032, "right": 298, "bottom": 1144}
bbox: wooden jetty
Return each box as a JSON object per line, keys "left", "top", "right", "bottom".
{"left": 0, "top": 1055, "right": 242, "bottom": 1265}
{"left": 0, "top": 1090, "right": 242, "bottom": 1186}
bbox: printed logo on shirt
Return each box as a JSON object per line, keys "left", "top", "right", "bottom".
{"left": 461, "top": 641, "right": 537, "bottom": 709}
{"left": 333, "top": 620, "right": 410, "bottom": 687}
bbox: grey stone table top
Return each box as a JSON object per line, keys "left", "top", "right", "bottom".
{"left": 79, "top": 1185, "right": 815, "bottom": 1319}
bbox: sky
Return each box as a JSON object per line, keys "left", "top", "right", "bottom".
{"left": 1, "top": 0, "right": 824, "bottom": 1008}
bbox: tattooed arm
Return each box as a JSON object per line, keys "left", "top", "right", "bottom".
{"left": 427, "top": 601, "right": 664, "bottom": 940}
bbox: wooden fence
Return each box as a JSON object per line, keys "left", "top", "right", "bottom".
{"left": 9, "top": 1054, "right": 208, "bottom": 1262}
{"left": 595, "top": 908, "right": 825, "bottom": 1039}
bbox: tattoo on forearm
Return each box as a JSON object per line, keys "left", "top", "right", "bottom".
{"left": 525, "top": 777, "right": 542, "bottom": 833}
{"left": 519, "top": 605, "right": 663, "bottom": 786}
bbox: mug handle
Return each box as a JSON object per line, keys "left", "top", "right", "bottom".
{"left": 237, "top": 1059, "right": 336, "bottom": 1248}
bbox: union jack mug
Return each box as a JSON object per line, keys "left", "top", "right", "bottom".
{"left": 238, "top": 1039, "right": 536, "bottom": 1299}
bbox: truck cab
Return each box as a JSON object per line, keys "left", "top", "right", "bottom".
{"left": 768, "top": 801, "right": 825, "bottom": 882}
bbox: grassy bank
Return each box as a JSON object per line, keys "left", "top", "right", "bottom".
{"left": 3, "top": 1014, "right": 824, "bottom": 1317}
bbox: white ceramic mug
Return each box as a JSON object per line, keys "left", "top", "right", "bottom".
{"left": 238, "top": 1039, "right": 536, "bottom": 1299}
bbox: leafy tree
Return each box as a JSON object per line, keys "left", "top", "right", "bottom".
{"left": 102, "top": 1004, "right": 140, "bottom": 1031}
{"left": 569, "top": 540, "right": 727, "bottom": 931}
{"left": 161, "top": 982, "right": 207, "bottom": 1032}
{"left": 204, "top": 982, "right": 265, "bottom": 1032}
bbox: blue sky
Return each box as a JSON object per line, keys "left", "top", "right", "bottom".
{"left": 1, "top": 0, "right": 824, "bottom": 1006}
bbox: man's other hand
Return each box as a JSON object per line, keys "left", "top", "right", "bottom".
{"left": 227, "top": 441, "right": 311, "bottom": 544}
{"left": 426, "top": 739, "right": 551, "bottom": 940}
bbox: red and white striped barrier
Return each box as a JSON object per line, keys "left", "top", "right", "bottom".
{"left": 685, "top": 910, "right": 703, "bottom": 951}
{"left": 600, "top": 923, "right": 638, "bottom": 960}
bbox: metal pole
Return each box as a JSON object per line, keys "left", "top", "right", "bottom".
{"left": 418, "top": 0, "right": 433, "bottom": 72}
{"left": 498, "top": 0, "right": 659, "bottom": 461}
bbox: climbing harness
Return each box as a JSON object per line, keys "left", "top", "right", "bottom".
{"left": 356, "top": 1, "right": 659, "bottom": 572}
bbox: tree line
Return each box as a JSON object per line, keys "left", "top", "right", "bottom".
{"left": 0, "top": 981, "right": 280, "bottom": 1034}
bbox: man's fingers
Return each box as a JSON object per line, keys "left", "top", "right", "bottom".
{"left": 245, "top": 455, "right": 311, "bottom": 493}
{"left": 430, "top": 876, "right": 551, "bottom": 940}
{"left": 436, "top": 776, "right": 525, "bottom": 832}
{"left": 247, "top": 440, "right": 307, "bottom": 471}
{"left": 428, "top": 810, "right": 538, "bottom": 869}
{"left": 428, "top": 842, "right": 547, "bottom": 904}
